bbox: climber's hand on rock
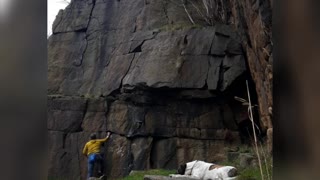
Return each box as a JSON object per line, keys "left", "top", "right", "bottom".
{"left": 106, "top": 131, "right": 111, "bottom": 138}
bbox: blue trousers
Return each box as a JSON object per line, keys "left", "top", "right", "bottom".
{"left": 87, "top": 153, "right": 104, "bottom": 178}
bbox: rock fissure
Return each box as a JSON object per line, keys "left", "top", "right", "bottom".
{"left": 130, "top": 41, "right": 144, "bottom": 53}
{"left": 217, "top": 59, "right": 224, "bottom": 91}
{"left": 208, "top": 35, "right": 215, "bottom": 55}
{"left": 79, "top": 99, "right": 89, "bottom": 131}
{"left": 120, "top": 53, "right": 136, "bottom": 91}
{"left": 78, "top": 0, "right": 97, "bottom": 67}
{"left": 76, "top": 135, "right": 81, "bottom": 179}
{"left": 48, "top": 129, "right": 232, "bottom": 141}
{"left": 183, "top": 35, "right": 188, "bottom": 44}
{"left": 162, "top": 0, "right": 170, "bottom": 25}
{"left": 132, "top": 8, "right": 144, "bottom": 33}
{"left": 62, "top": 133, "right": 67, "bottom": 149}
{"left": 204, "top": 57, "right": 211, "bottom": 89}
{"left": 60, "top": 152, "right": 67, "bottom": 160}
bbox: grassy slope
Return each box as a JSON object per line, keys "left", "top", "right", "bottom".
{"left": 120, "top": 145, "right": 272, "bottom": 180}
{"left": 119, "top": 169, "right": 176, "bottom": 180}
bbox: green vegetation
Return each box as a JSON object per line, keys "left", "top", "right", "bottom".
{"left": 238, "top": 162, "right": 273, "bottom": 180}
{"left": 118, "top": 144, "right": 272, "bottom": 180}
{"left": 49, "top": 145, "right": 271, "bottom": 180}
{"left": 238, "top": 167, "right": 262, "bottom": 180}
{"left": 118, "top": 169, "right": 176, "bottom": 180}
{"left": 222, "top": 144, "right": 273, "bottom": 180}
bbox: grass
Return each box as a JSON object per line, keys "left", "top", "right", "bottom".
{"left": 119, "top": 167, "right": 266, "bottom": 180}
{"left": 238, "top": 162, "right": 273, "bottom": 180}
{"left": 238, "top": 167, "right": 262, "bottom": 180}
{"left": 117, "top": 143, "right": 272, "bottom": 180}
{"left": 219, "top": 144, "right": 272, "bottom": 180}
{"left": 118, "top": 169, "right": 176, "bottom": 180}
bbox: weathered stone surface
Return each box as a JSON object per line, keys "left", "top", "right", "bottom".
{"left": 48, "top": 32, "right": 87, "bottom": 95}
{"left": 48, "top": 131, "right": 68, "bottom": 179}
{"left": 227, "top": 0, "right": 273, "bottom": 130}
{"left": 105, "top": 101, "right": 129, "bottom": 135}
{"left": 151, "top": 138, "right": 177, "bottom": 169}
{"left": 48, "top": 96, "right": 87, "bottom": 111}
{"left": 102, "top": 98, "right": 243, "bottom": 141}
{"left": 48, "top": 110, "right": 84, "bottom": 132}
{"left": 222, "top": 104, "right": 238, "bottom": 130}
{"left": 131, "top": 137, "right": 153, "bottom": 170}
{"left": 182, "top": 28, "right": 216, "bottom": 55}
{"left": 176, "top": 138, "right": 228, "bottom": 165}
{"left": 226, "top": 38, "right": 243, "bottom": 55}
{"left": 47, "top": 97, "right": 86, "bottom": 132}
{"left": 48, "top": 94, "right": 245, "bottom": 179}
{"left": 210, "top": 33, "right": 230, "bottom": 55}
{"left": 103, "top": 54, "right": 136, "bottom": 95}
{"left": 81, "top": 111, "right": 107, "bottom": 131}
{"left": 49, "top": 25, "right": 245, "bottom": 96}
{"left": 87, "top": 98, "right": 107, "bottom": 112}
{"left": 207, "top": 57, "right": 223, "bottom": 90}
{"left": 106, "top": 101, "right": 148, "bottom": 137}
{"left": 48, "top": 131, "right": 93, "bottom": 179}
{"left": 221, "top": 55, "right": 246, "bottom": 91}
{"left": 47, "top": 0, "right": 271, "bottom": 179}
{"left": 177, "top": 90, "right": 215, "bottom": 99}
{"left": 104, "top": 134, "right": 132, "bottom": 179}
{"left": 53, "top": 0, "right": 94, "bottom": 33}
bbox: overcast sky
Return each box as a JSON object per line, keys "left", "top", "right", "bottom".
{"left": 48, "top": 0, "right": 69, "bottom": 36}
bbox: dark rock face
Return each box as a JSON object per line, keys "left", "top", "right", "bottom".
{"left": 228, "top": 0, "right": 273, "bottom": 130}
{"left": 48, "top": 0, "right": 271, "bottom": 179}
{"left": 221, "top": 0, "right": 273, "bottom": 152}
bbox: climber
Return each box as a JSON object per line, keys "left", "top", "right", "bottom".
{"left": 83, "top": 131, "right": 111, "bottom": 179}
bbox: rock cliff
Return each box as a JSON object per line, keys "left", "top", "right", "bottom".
{"left": 48, "top": 0, "right": 272, "bottom": 179}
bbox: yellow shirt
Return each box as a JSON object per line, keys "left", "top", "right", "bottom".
{"left": 82, "top": 137, "right": 109, "bottom": 156}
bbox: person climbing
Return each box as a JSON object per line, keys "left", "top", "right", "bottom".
{"left": 83, "top": 132, "right": 111, "bottom": 179}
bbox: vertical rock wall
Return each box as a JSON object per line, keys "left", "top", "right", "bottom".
{"left": 48, "top": 0, "right": 271, "bottom": 179}
{"left": 229, "top": 0, "right": 273, "bottom": 130}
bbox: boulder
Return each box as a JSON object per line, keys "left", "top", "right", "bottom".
{"left": 239, "top": 153, "right": 256, "bottom": 168}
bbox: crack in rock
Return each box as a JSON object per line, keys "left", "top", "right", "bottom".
{"left": 77, "top": 0, "right": 97, "bottom": 67}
